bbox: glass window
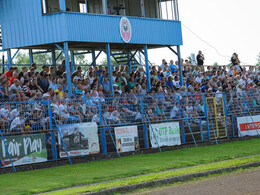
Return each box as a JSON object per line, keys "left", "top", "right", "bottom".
{"left": 42, "top": 0, "right": 60, "bottom": 14}
{"left": 65, "top": 0, "right": 86, "bottom": 13}
{"left": 86, "top": 0, "right": 103, "bottom": 14}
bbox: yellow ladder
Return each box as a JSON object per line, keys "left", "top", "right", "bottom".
{"left": 206, "top": 97, "right": 227, "bottom": 139}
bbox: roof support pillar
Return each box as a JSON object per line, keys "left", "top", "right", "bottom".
{"left": 92, "top": 50, "right": 96, "bottom": 67}
{"left": 70, "top": 50, "right": 76, "bottom": 72}
{"left": 51, "top": 49, "right": 57, "bottom": 72}
{"left": 177, "top": 45, "right": 183, "bottom": 86}
{"left": 106, "top": 43, "right": 114, "bottom": 95}
{"left": 64, "top": 42, "right": 72, "bottom": 97}
{"left": 144, "top": 45, "right": 151, "bottom": 92}
{"left": 128, "top": 51, "right": 132, "bottom": 74}
{"left": 29, "top": 49, "right": 34, "bottom": 64}
{"left": 7, "top": 49, "right": 12, "bottom": 69}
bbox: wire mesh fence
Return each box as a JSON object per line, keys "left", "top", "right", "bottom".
{"left": 0, "top": 91, "right": 260, "bottom": 171}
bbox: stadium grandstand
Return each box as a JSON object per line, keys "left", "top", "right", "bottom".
{"left": 0, "top": 0, "right": 259, "bottom": 172}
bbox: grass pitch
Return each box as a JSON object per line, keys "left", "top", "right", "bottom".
{"left": 0, "top": 139, "right": 260, "bottom": 194}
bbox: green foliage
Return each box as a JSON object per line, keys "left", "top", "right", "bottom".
{"left": 187, "top": 56, "right": 192, "bottom": 64}
{"left": 100, "top": 57, "right": 118, "bottom": 66}
{"left": 13, "top": 52, "right": 30, "bottom": 64}
{"left": 12, "top": 50, "right": 88, "bottom": 66}
{"left": 0, "top": 139, "right": 260, "bottom": 194}
{"left": 257, "top": 52, "right": 260, "bottom": 66}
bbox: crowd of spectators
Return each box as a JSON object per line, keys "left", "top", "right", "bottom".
{"left": 0, "top": 56, "right": 260, "bottom": 133}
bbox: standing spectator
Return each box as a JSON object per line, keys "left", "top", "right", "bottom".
{"left": 231, "top": 53, "right": 242, "bottom": 71}
{"left": 196, "top": 50, "right": 205, "bottom": 71}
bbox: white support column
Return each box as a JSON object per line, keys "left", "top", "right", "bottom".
{"left": 102, "top": 0, "right": 108, "bottom": 14}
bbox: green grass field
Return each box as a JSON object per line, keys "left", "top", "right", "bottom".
{"left": 0, "top": 139, "right": 260, "bottom": 195}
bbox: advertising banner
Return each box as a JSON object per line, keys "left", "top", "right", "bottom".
{"left": 0, "top": 134, "right": 47, "bottom": 167}
{"left": 149, "top": 122, "right": 181, "bottom": 148}
{"left": 58, "top": 122, "right": 100, "bottom": 158}
{"left": 237, "top": 115, "right": 260, "bottom": 137}
{"left": 114, "top": 126, "right": 139, "bottom": 153}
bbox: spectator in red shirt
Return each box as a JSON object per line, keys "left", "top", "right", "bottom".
{"left": 4, "top": 67, "right": 15, "bottom": 80}
{"left": 10, "top": 71, "right": 19, "bottom": 86}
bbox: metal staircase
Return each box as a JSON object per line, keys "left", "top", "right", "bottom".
{"left": 111, "top": 51, "right": 140, "bottom": 66}
{"left": 111, "top": 50, "right": 153, "bottom": 69}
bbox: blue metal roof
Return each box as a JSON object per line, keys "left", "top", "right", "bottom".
{"left": 0, "top": 0, "right": 183, "bottom": 49}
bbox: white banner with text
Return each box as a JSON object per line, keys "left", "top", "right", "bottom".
{"left": 114, "top": 126, "right": 139, "bottom": 153}
{"left": 237, "top": 115, "right": 260, "bottom": 137}
{"left": 149, "top": 122, "right": 181, "bottom": 148}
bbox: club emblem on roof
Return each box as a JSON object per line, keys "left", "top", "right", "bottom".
{"left": 120, "top": 17, "right": 132, "bottom": 43}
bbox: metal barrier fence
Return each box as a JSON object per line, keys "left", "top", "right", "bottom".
{"left": 0, "top": 90, "right": 260, "bottom": 172}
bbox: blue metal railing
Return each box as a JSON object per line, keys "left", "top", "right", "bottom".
{"left": 0, "top": 91, "right": 259, "bottom": 171}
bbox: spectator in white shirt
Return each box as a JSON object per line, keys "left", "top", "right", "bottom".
{"left": 170, "top": 104, "right": 179, "bottom": 118}
{"left": 10, "top": 111, "right": 26, "bottom": 132}
{"left": 0, "top": 104, "right": 11, "bottom": 132}
{"left": 215, "top": 87, "right": 223, "bottom": 99}
{"left": 172, "top": 76, "right": 180, "bottom": 89}
{"left": 195, "top": 72, "right": 204, "bottom": 83}
{"left": 227, "top": 66, "right": 234, "bottom": 76}
{"left": 92, "top": 114, "right": 100, "bottom": 123}
{"left": 10, "top": 106, "right": 22, "bottom": 121}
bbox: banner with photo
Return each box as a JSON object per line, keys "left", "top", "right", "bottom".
{"left": 237, "top": 115, "right": 260, "bottom": 137}
{"left": 58, "top": 122, "right": 100, "bottom": 158}
{"left": 149, "top": 122, "right": 181, "bottom": 148}
{"left": 114, "top": 126, "right": 139, "bottom": 153}
{"left": 0, "top": 134, "right": 47, "bottom": 167}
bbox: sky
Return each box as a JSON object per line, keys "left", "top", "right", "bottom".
{"left": 1, "top": 0, "right": 260, "bottom": 66}
{"left": 149, "top": 0, "right": 260, "bottom": 66}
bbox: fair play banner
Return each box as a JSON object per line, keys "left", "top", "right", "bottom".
{"left": 0, "top": 134, "right": 47, "bottom": 167}
{"left": 149, "top": 122, "right": 181, "bottom": 148}
{"left": 237, "top": 115, "right": 260, "bottom": 137}
{"left": 114, "top": 126, "right": 139, "bottom": 153}
{"left": 58, "top": 122, "right": 100, "bottom": 158}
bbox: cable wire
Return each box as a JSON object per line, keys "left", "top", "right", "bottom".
{"left": 182, "top": 23, "right": 249, "bottom": 65}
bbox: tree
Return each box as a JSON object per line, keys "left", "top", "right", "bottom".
{"left": 187, "top": 56, "right": 192, "bottom": 64}
{"left": 100, "top": 57, "right": 117, "bottom": 66}
{"left": 13, "top": 52, "right": 30, "bottom": 64}
{"left": 257, "top": 52, "right": 260, "bottom": 66}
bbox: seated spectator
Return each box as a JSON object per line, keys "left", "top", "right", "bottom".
{"left": 10, "top": 111, "right": 27, "bottom": 132}
{"left": 4, "top": 67, "right": 15, "bottom": 81}
{"left": 169, "top": 60, "right": 178, "bottom": 72}
{"left": 0, "top": 104, "right": 11, "bottom": 132}
{"left": 54, "top": 85, "right": 64, "bottom": 100}
{"left": 29, "top": 78, "right": 44, "bottom": 93}
{"left": 49, "top": 78, "right": 58, "bottom": 91}
{"left": 9, "top": 79, "right": 26, "bottom": 100}
{"left": 10, "top": 106, "right": 22, "bottom": 121}
{"left": 10, "top": 71, "right": 19, "bottom": 86}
